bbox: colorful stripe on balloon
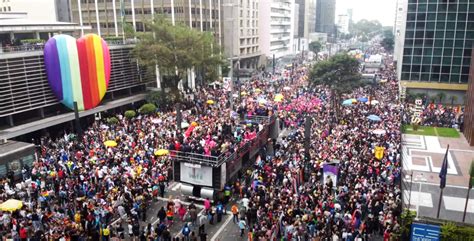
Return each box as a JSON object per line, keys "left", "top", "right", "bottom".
{"left": 44, "top": 34, "right": 111, "bottom": 111}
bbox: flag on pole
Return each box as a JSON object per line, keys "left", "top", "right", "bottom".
{"left": 439, "top": 145, "right": 450, "bottom": 189}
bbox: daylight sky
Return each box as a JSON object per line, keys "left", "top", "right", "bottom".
{"left": 336, "top": 0, "right": 398, "bottom": 27}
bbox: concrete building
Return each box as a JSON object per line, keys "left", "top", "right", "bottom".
{"left": 70, "top": 0, "right": 222, "bottom": 42}
{"left": 397, "top": 0, "right": 474, "bottom": 104}
{"left": 293, "top": 0, "right": 315, "bottom": 52}
{"left": 393, "top": 0, "right": 407, "bottom": 63}
{"left": 259, "top": 0, "right": 295, "bottom": 59}
{"left": 336, "top": 14, "right": 349, "bottom": 35}
{"left": 0, "top": 0, "right": 88, "bottom": 50}
{"left": 222, "top": 0, "right": 261, "bottom": 71}
{"left": 465, "top": 48, "right": 474, "bottom": 146}
{"left": 315, "top": 0, "right": 336, "bottom": 41}
{"left": 0, "top": 42, "right": 153, "bottom": 139}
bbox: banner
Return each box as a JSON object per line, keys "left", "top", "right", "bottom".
{"left": 323, "top": 164, "right": 338, "bottom": 189}
{"left": 180, "top": 162, "right": 213, "bottom": 187}
{"left": 375, "top": 146, "right": 385, "bottom": 160}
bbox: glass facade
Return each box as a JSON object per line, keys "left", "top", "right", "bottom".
{"left": 401, "top": 0, "right": 474, "bottom": 84}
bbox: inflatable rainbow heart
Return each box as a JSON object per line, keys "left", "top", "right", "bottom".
{"left": 44, "top": 34, "right": 111, "bottom": 111}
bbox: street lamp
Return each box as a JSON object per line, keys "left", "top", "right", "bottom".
{"left": 414, "top": 173, "right": 427, "bottom": 220}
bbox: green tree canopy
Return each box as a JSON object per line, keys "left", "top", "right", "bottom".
{"left": 309, "top": 53, "right": 362, "bottom": 118}
{"left": 351, "top": 19, "right": 383, "bottom": 38}
{"left": 132, "top": 16, "right": 224, "bottom": 97}
{"left": 309, "top": 41, "right": 323, "bottom": 54}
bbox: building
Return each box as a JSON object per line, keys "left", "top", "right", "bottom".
{"left": 464, "top": 47, "right": 474, "bottom": 146}
{"left": 293, "top": 0, "right": 315, "bottom": 52}
{"left": 259, "top": 0, "right": 295, "bottom": 59}
{"left": 0, "top": 0, "right": 89, "bottom": 51}
{"left": 70, "top": 0, "right": 221, "bottom": 42}
{"left": 0, "top": 43, "right": 153, "bottom": 140}
{"left": 393, "top": 0, "right": 407, "bottom": 63}
{"left": 315, "top": 0, "right": 336, "bottom": 40}
{"left": 336, "top": 14, "right": 349, "bottom": 35}
{"left": 222, "top": 0, "right": 261, "bottom": 71}
{"left": 397, "top": 0, "right": 474, "bottom": 104}
{"left": 56, "top": 0, "right": 72, "bottom": 22}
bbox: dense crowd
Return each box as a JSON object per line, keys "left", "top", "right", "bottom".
{"left": 0, "top": 46, "right": 404, "bottom": 241}
{"left": 220, "top": 52, "right": 403, "bottom": 240}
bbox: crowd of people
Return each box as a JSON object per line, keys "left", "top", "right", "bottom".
{"left": 219, "top": 52, "right": 403, "bottom": 240}
{"left": 0, "top": 45, "right": 404, "bottom": 241}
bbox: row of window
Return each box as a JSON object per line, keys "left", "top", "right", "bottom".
{"left": 407, "top": 3, "right": 473, "bottom": 12}
{"left": 409, "top": 0, "right": 471, "bottom": 3}
{"left": 240, "top": 37, "right": 258, "bottom": 46}
{"left": 408, "top": 12, "right": 472, "bottom": 21}
{"left": 404, "top": 39, "right": 473, "bottom": 48}
{"left": 239, "top": 46, "right": 258, "bottom": 55}
{"left": 402, "top": 56, "right": 471, "bottom": 66}
{"left": 402, "top": 64, "right": 470, "bottom": 74}
{"left": 0, "top": 6, "right": 10, "bottom": 12}
{"left": 406, "top": 20, "right": 474, "bottom": 31}
{"left": 400, "top": 72, "right": 469, "bottom": 84}
{"left": 405, "top": 29, "right": 474, "bottom": 38}
{"left": 239, "top": 19, "right": 258, "bottom": 28}
{"left": 404, "top": 47, "right": 472, "bottom": 57}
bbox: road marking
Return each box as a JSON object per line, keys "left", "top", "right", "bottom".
{"left": 403, "top": 179, "right": 469, "bottom": 189}
{"left": 403, "top": 191, "right": 434, "bottom": 208}
{"left": 443, "top": 196, "right": 474, "bottom": 213}
{"left": 210, "top": 213, "right": 233, "bottom": 241}
{"left": 156, "top": 197, "right": 205, "bottom": 208}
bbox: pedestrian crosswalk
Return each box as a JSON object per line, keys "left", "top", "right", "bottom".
{"left": 404, "top": 190, "right": 474, "bottom": 213}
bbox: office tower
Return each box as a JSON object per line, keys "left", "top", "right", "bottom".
{"left": 315, "top": 0, "right": 336, "bottom": 40}
{"left": 398, "top": 0, "right": 474, "bottom": 103}
{"left": 393, "top": 0, "right": 407, "bottom": 62}
{"left": 464, "top": 48, "right": 474, "bottom": 146}
{"left": 70, "top": 0, "right": 221, "bottom": 42}
{"left": 222, "top": 0, "right": 261, "bottom": 70}
{"left": 259, "top": 0, "right": 295, "bottom": 59}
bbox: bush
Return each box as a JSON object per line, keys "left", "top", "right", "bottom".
{"left": 139, "top": 103, "right": 157, "bottom": 114}
{"left": 20, "top": 39, "right": 45, "bottom": 44}
{"left": 107, "top": 117, "right": 119, "bottom": 125}
{"left": 124, "top": 110, "right": 136, "bottom": 119}
{"left": 412, "top": 123, "right": 419, "bottom": 131}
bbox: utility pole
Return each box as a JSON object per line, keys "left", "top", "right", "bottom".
{"left": 73, "top": 101, "right": 82, "bottom": 138}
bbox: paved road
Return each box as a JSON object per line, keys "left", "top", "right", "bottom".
{"left": 403, "top": 179, "right": 474, "bottom": 223}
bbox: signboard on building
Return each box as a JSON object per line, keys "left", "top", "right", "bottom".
{"left": 410, "top": 223, "right": 440, "bottom": 241}
{"left": 180, "top": 162, "right": 213, "bottom": 187}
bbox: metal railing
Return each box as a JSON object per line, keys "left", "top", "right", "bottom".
{"left": 0, "top": 39, "right": 138, "bottom": 54}
{"left": 170, "top": 115, "right": 275, "bottom": 167}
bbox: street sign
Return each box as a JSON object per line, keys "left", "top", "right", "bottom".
{"left": 410, "top": 223, "right": 440, "bottom": 241}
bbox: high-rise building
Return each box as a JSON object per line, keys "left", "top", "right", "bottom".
{"left": 336, "top": 14, "right": 349, "bottom": 35}
{"left": 393, "top": 0, "right": 407, "bottom": 63}
{"left": 70, "top": 0, "right": 222, "bottom": 42}
{"left": 465, "top": 48, "right": 474, "bottom": 146}
{"left": 222, "top": 0, "right": 261, "bottom": 71}
{"left": 315, "top": 0, "right": 336, "bottom": 40}
{"left": 259, "top": 0, "right": 295, "bottom": 59}
{"left": 294, "top": 0, "right": 315, "bottom": 39}
{"left": 397, "top": 0, "right": 474, "bottom": 103}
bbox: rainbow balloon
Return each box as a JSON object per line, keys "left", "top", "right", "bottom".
{"left": 44, "top": 34, "right": 111, "bottom": 111}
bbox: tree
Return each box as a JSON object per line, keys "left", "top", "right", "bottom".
{"left": 309, "top": 41, "right": 323, "bottom": 54}
{"left": 437, "top": 92, "right": 446, "bottom": 104}
{"left": 381, "top": 29, "right": 395, "bottom": 52}
{"left": 124, "top": 110, "right": 136, "bottom": 119}
{"left": 132, "top": 16, "right": 224, "bottom": 126}
{"left": 139, "top": 103, "right": 157, "bottom": 114}
{"left": 381, "top": 36, "right": 394, "bottom": 52}
{"left": 133, "top": 16, "right": 224, "bottom": 100}
{"left": 351, "top": 19, "right": 383, "bottom": 38}
{"left": 309, "top": 53, "right": 362, "bottom": 119}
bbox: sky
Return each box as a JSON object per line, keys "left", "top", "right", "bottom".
{"left": 336, "top": 0, "right": 398, "bottom": 27}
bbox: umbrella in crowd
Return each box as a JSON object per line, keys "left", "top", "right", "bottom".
{"left": 372, "top": 129, "right": 387, "bottom": 135}
{"left": 0, "top": 199, "right": 23, "bottom": 212}
{"left": 206, "top": 99, "right": 215, "bottom": 105}
{"left": 357, "top": 97, "right": 368, "bottom": 103}
{"left": 370, "top": 100, "right": 380, "bottom": 105}
{"left": 154, "top": 149, "right": 169, "bottom": 156}
{"left": 342, "top": 99, "right": 353, "bottom": 106}
{"left": 367, "top": 114, "right": 382, "bottom": 121}
{"left": 180, "top": 122, "right": 190, "bottom": 129}
{"left": 103, "top": 140, "right": 117, "bottom": 147}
